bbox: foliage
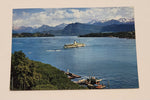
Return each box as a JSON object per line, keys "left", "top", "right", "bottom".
{"left": 10, "top": 51, "right": 86, "bottom": 90}
{"left": 32, "top": 84, "right": 57, "bottom": 90}
{"left": 12, "top": 32, "right": 54, "bottom": 38}
{"left": 79, "top": 31, "right": 135, "bottom": 39}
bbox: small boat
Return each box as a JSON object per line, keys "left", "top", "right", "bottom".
{"left": 75, "top": 76, "right": 106, "bottom": 89}
{"left": 87, "top": 83, "right": 106, "bottom": 89}
{"left": 65, "top": 69, "right": 81, "bottom": 79}
{"left": 64, "top": 40, "right": 85, "bottom": 48}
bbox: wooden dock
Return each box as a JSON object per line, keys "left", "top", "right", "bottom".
{"left": 65, "top": 72, "right": 81, "bottom": 79}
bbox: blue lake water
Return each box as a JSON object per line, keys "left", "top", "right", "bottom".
{"left": 12, "top": 36, "right": 139, "bottom": 89}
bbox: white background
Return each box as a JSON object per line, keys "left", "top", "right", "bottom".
{"left": 0, "top": 0, "right": 150, "bottom": 100}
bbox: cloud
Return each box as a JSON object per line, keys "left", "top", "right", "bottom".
{"left": 13, "top": 7, "right": 134, "bottom": 28}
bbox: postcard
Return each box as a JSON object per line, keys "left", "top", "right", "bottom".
{"left": 10, "top": 7, "right": 138, "bottom": 90}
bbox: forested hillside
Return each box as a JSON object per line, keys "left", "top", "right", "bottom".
{"left": 10, "top": 51, "right": 86, "bottom": 90}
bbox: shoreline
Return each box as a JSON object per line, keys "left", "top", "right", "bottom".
{"left": 79, "top": 31, "right": 135, "bottom": 39}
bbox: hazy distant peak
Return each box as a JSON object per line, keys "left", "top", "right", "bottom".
{"left": 55, "top": 23, "right": 67, "bottom": 28}
{"left": 40, "top": 25, "right": 51, "bottom": 28}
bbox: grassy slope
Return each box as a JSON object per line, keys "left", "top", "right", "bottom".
{"left": 32, "top": 61, "right": 86, "bottom": 90}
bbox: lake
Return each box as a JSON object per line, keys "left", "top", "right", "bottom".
{"left": 12, "top": 36, "right": 139, "bottom": 89}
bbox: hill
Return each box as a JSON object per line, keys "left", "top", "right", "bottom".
{"left": 62, "top": 23, "right": 135, "bottom": 35}
{"left": 10, "top": 51, "right": 86, "bottom": 90}
{"left": 12, "top": 32, "right": 54, "bottom": 37}
{"left": 62, "top": 23, "right": 102, "bottom": 35}
{"left": 79, "top": 31, "right": 135, "bottom": 39}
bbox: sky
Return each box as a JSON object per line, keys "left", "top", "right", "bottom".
{"left": 13, "top": 7, "right": 134, "bottom": 29}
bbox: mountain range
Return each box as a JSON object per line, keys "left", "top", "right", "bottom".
{"left": 88, "top": 18, "right": 134, "bottom": 25}
{"left": 13, "top": 18, "right": 135, "bottom": 36}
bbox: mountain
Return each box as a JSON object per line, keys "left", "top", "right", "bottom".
{"left": 62, "top": 23, "right": 102, "bottom": 35}
{"left": 12, "top": 26, "right": 35, "bottom": 33}
{"left": 55, "top": 23, "right": 67, "bottom": 30}
{"left": 92, "top": 19, "right": 122, "bottom": 26}
{"left": 12, "top": 30, "right": 18, "bottom": 34}
{"left": 61, "top": 22, "right": 135, "bottom": 35}
{"left": 88, "top": 18, "right": 134, "bottom": 26}
{"left": 13, "top": 24, "right": 68, "bottom": 34}
{"left": 36, "top": 24, "right": 67, "bottom": 32}
{"left": 118, "top": 18, "right": 134, "bottom": 23}
{"left": 12, "top": 18, "right": 135, "bottom": 35}
{"left": 36, "top": 25, "right": 55, "bottom": 32}
{"left": 101, "top": 24, "right": 135, "bottom": 32}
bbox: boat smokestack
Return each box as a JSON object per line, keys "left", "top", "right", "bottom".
{"left": 74, "top": 40, "right": 77, "bottom": 44}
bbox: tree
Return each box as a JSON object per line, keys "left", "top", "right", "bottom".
{"left": 10, "top": 51, "right": 37, "bottom": 90}
{"left": 10, "top": 51, "right": 86, "bottom": 90}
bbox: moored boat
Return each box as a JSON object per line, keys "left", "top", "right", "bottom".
{"left": 74, "top": 76, "right": 106, "bottom": 89}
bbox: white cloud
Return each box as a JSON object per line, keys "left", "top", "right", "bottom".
{"left": 13, "top": 7, "right": 134, "bottom": 28}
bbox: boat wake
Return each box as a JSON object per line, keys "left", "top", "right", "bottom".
{"left": 46, "top": 49, "right": 61, "bottom": 52}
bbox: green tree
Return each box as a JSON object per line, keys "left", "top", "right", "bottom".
{"left": 10, "top": 51, "right": 37, "bottom": 90}
{"left": 10, "top": 51, "right": 86, "bottom": 90}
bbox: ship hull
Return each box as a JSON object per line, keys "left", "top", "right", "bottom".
{"left": 64, "top": 43, "right": 85, "bottom": 48}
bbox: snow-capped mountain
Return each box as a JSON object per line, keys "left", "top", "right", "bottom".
{"left": 12, "top": 18, "right": 135, "bottom": 35}
{"left": 118, "top": 18, "right": 134, "bottom": 23}
{"left": 88, "top": 19, "right": 107, "bottom": 24}
{"left": 88, "top": 18, "right": 134, "bottom": 25}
